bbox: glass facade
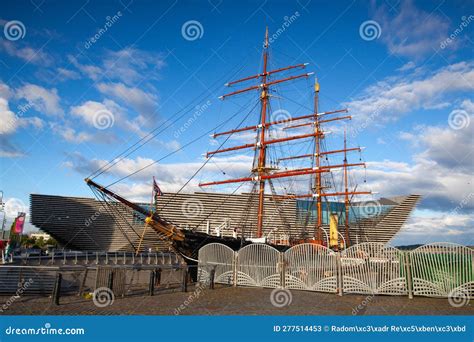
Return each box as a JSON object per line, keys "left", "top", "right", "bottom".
{"left": 296, "top": 200, "right": 395, "bottom": 225}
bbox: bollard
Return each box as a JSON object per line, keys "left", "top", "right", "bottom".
{"left": 149, "top": 270, "right": 156, "bottom": 296}
{"left": 181, "top": 267, "right": 188, "bottom": 292}
{"left": 107, "top": 270, "right": 114, "bottom": 291}
{"left": 156, "top": 268, "right": 162, "bottom": 285}
{"left": 209, "top": 267, "right": 216, "bottom": 290}
{"left": 52, "top": 273, "right": 62, "bottom": 305}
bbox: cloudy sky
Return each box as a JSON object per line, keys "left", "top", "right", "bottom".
{"left": 0, "top": 0, "right": 472, "bottom": 245}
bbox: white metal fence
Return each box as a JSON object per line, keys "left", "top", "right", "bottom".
{"left": 236, "top": 244, "right": 281, "bottom": 287}
{"left": 197, "top": 243, "right": 235, "bottom": 285}
{"left": 197, "top": 242, "right": 473, "bottom": 298}
{"left": 409, "top": 243, "right": 474, "bottom": 298}
{"left": 341, "top": 243, "right": 407, "bottom": 295}
{"left": 284, "top": 244, "right": 338, "bottom": 293}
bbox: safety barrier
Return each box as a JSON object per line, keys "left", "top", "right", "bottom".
{"left": 409, "top": 243, "right": 473, "bottom": 298}
{"left": 6, "top": 251, "right": 181, "bottom": 266}
{"left": 285, "top": 244, "right": 337, "bottom": 293}
{"left": 236, "top": 244, "right": 280, "bottom": 288}
{"left": 341, "top": 243, "right": 407, "bottom": 295}
{"left": 197, "top": 242, "right": 473, "bottom": 298}
{"left": 197, "top": 243, "right": 235, "bottom": 285}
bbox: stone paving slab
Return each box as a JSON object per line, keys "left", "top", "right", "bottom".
{"left": 0, "top": 286, "right": 472, "bottom": 316}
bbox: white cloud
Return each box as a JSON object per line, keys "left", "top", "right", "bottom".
{"left": 346, "top": 62, "right": 474, "bottom": 126}
{"left": 0, "top": 41, "right": 53, "bottom": 65}
{"left": 57, "top": 126, "right": 94, "bottom": 143}
{"left": 0, "top": 82, "right": 46, "bottom": 157}
{"left": 374, "top": 0, "right": 451, "bottom": 57}
{"left": 17, "top": 116, "right": 44, "bottom": 130}
{"left": 360, "top": 100, "right": 473, "bottom": 213}
{"left": 96, "top": 82, "right": 158, "bottom": 119}
{"left": 70, "top": 98, "right": 163, "bottom": 139}
{"left": 102, "top": 48, "right": 165, "bottom": 85}
{"left": 56, "top": 67, "right": 81, "bottom": 81}
{"left": 397, "top": 61, "right": 416, "bottom": 72}
{"left": 65, "top": 153, "right": 254, "bottom": 194}
{"left": 50, "top": 123, "right": 117, "bottom": 144}
{"left": 392, "top": 209, "right": 473, "bottom": 245}
{"left": 0, "top": 98, "right": 18, "bottom": 134}
{"left": 68, "top": 55, "right": 102, "bottom": 80}
{"left": 70, "top": 99, "right": 124, "bottom": 128}
{"left": 68, "top": 47, "right": 165, "bottom": 85}
{"left": 16, "top": 84, "right": 63, "bottom": 116}
{"left": 0, "top": 82, "right": 12, "bottom": 99}
{"left": 399, "top": 100, "right": 473, "bottom": 172}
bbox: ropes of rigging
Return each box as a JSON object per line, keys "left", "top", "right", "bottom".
{"left": 154, "top": 99, "right": 261, "bottom": 214}
{"left": 105, "top": 99, "right": 259, "bottom": 189}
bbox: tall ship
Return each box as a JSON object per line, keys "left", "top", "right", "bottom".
{"left": 30, "top": 29, "right": 420, "bottom": 261}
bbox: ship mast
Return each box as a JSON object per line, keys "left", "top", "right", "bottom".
{"left": 256, "top": 27, "right": 270, "bottom": 237}
{"left": 343, "top": 128, "right": 350, "bottom": 246}
{"left": 313, "top": 78, "right": 323, "bottom": 243}
{"left": 201, "top": 27, "right": 316, "bottom": 238}
{"left": 281, "top": 78, "right": 372, "bottom": 245}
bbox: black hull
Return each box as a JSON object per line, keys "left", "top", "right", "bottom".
{"left": 173, "top": 231, "right": 288, "bottom": 261}
{"left": 173, "top": 231, "right": 250, "bottom": 262}
{"left": 173, "top": 231, "right": 289, "bottom": 281}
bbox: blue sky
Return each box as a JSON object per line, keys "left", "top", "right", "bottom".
{"left": 0, "top": 0, "right": 472, "bottom": 245}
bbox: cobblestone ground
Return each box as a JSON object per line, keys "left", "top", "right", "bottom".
{"left": 0, "top": 286, "right": 472, "bottom": 315}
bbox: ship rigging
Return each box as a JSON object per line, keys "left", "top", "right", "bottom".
{"left": 85, "top": 27, "right": 373, "bottom": 261}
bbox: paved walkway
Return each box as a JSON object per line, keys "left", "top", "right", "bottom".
{"left": 0, "top": 286, "right": 471, "bottom": 315}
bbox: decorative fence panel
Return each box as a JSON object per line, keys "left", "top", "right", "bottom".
{"left": 196, "top": 242, "right": 473, "bottom": 298}
{"left": 236, "top": 244, "right": 280, "bottom": 288}
{"left": 197, "top": 243, "right": 235, "bottom": 285}
{"left": 409, "top": 243, "right": 474, "bottom": 298}
{"left": 284, "top": 244, "right": 337, "bottom": 293}
{"left": 341, "top": 243, "right": 407, "bottom": 295}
